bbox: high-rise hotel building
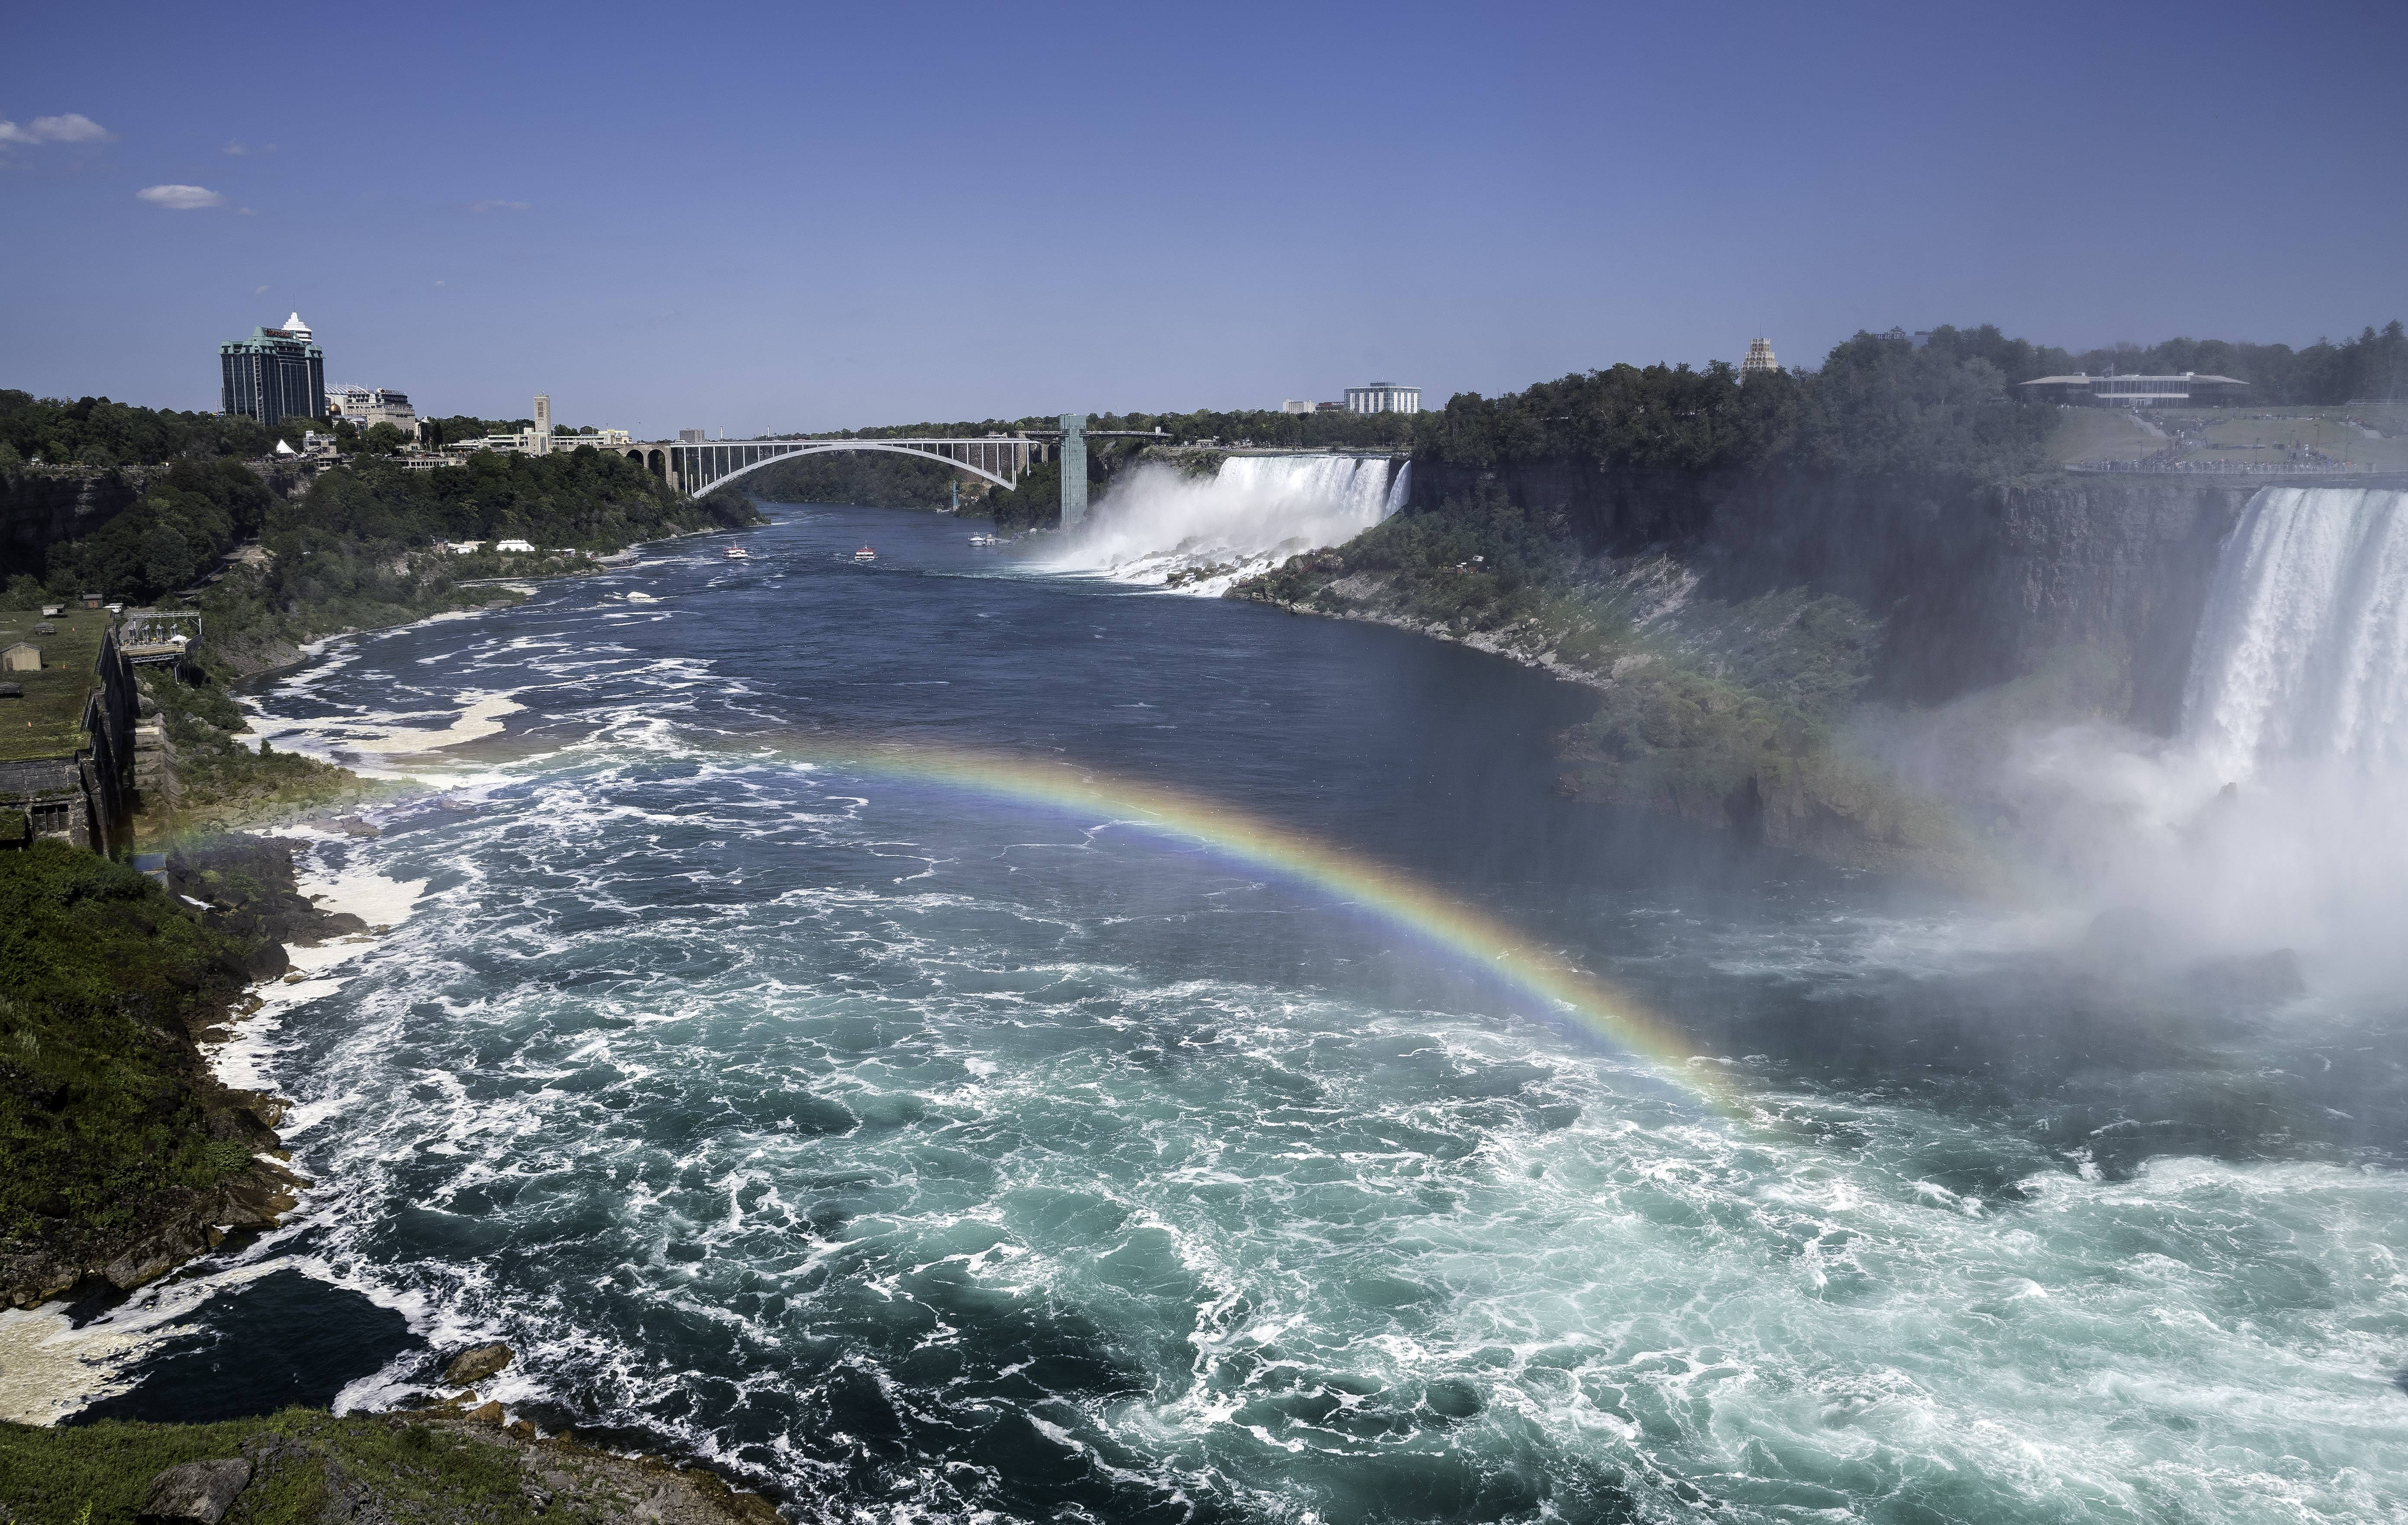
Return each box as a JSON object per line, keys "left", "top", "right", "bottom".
{"left": 221, "top": 312, "right": 326, "bottom": 426}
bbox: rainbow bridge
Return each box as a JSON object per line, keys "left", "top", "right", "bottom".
{"left": 616, "top": 435, "right": 1041, "bottom": 499}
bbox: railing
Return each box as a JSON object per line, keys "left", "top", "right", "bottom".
{"left": 2066, "top": 459, "right": 2358, "bottom": 475}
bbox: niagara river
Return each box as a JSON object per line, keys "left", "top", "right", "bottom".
{"left": 46, "top": 498, "right": 2408, "bottom": 1523}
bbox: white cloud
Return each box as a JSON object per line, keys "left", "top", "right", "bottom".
{"left": 254, "top": 285, "right": 271, "bottom": 294}
{"left": 31, "top": 113, "right": 114, "bottom": 142}
{"left": 0, "top": 113, "right": 117, "bottom": 147}
{"left": 136, "top": 183, "right": 226, "bottom": 209}
{"left": 466, "top": 199, "right": 530, "bottom": 214}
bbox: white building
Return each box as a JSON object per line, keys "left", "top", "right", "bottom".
{"left": 445, "top": 395, "right": 632, "bottom": 457}
{"left": 1740, "top": 338, "right": 1778, "bottom": 379}
{"left": 326, "top": 385, "right": 421, "bottom": 438}
{"left": 1280, "top": 400, "right": 1315, "bottom": 415}
{"left": 1344, "top": 383, "right": 1420, "bottom": 415}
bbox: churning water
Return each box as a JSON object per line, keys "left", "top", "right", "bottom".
{"left": 1047, "top": 454, "right": 1406, "bottom": 593}
{"left": 45, "top": 499, "right": 2408, "bottom": 1521}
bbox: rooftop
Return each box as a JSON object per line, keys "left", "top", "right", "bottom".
{"left": 0, "top": 607, "right": 110, "bottom": 763}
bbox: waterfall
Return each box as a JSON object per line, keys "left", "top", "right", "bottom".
{"left": 2182, "top": 487, "right": 2408, "bottom": 781}
{"left": 1988, "top": 485, "right": 2408, "bottom": 991}
{"left": 1042, "top": 454, "right": 1407, "bottom": 594}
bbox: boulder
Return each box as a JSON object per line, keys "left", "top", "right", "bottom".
{"left": 444, "top": 1341, "right": 515, "bottom": 1385}
{"left": 137, "top": 1459, "right": 251, "bottom": 1525}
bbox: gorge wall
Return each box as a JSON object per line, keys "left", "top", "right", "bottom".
{"left": 1410, "top": 460, "right": 2266, "bottom": 730}
{"left": 0, "top": 467, "right": 152, "bottom": 580}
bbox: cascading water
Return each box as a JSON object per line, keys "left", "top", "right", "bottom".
{"left": 2182, "top": 486, "right": 2408, "bottom": 780}
{"left": 2002, "top": 486, "right": 2408, "bottom": 990}
{"left": 1042, "top": 454, "right": 1405, "bottom": 593}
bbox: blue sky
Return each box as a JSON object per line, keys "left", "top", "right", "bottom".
{"left": 5, "top": 1, "right": 2402, "bottom": 435}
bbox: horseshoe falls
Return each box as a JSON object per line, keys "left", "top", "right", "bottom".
{"left": 2184, "top": 486, "right": 2408, "bottom": 778}
{"left": 52, "top": 503, "right": 2408, "bottom": 1522}
{"left": 1047, "top": 453, "right": 1406, "bottom": 592}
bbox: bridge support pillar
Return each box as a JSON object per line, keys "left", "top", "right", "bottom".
{"left": 1059, "top": 414, "right": 1088, "bottom": 528}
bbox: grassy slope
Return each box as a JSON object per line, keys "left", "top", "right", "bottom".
{"left": 0, "top": 1408, "right": 778, "bottom": 1524}
{"left": 0, "top": 843, "right": 258, "bottom": 1241}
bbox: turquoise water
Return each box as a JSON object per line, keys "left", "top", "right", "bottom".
{"left": 95, "top": 507, "right": 2408, "bottom": 1521}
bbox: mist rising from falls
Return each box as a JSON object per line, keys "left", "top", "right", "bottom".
{"left": 1997, "top": 487, "right": 2408, "bottom": 993}
{"left": 1042, "top": 454, "right": 1406, "bottom": 593}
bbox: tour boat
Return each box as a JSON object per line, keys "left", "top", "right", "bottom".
{"left": 722, "top": 546, "right": 751, "bottom": 560}
{"left": 854, "top": 544, "right": 878, "bottom": 563}
{"left": 968, "top": 534, "right": 996, "bottom": 547}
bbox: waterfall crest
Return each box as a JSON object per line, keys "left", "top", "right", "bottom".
{"left": 1042, "top": 454, "right": 1405, "bottom": 593}
{"left": 2182, "top": 487, "right": 2408, "bottom": 779}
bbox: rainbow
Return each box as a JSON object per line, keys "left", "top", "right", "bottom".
{"left": 768, "top": 738, "right": 1739, "bottom": 1116}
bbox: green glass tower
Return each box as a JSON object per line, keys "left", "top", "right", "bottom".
{"left": 220, "top": 312, "right": 326, "bottom": 427}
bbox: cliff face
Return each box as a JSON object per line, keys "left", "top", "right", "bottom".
{"left": 1411, "top": 461, "right": 2255, "bottom": 730}
{"left": 0, "top": 467, "right": 152, "bottom": 579}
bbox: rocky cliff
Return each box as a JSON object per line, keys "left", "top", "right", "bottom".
{"left": 0, "top": 467, "right": 152, "bottom": 580}
{"left": 1410, "top": 461, "right": 2259, "bottom": 729}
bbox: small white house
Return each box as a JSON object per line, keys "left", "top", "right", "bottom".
{"left": 450, "top": 541, "right": 485, "bottom": 554}
{"left": 2, "top": 643, "right": 40, "bottom": 672}
{"left": 494, "top": 538, "right": 535, "bottom": 553}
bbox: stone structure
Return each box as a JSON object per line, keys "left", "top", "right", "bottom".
{"left": 2018, "top": 372, "right": 2251, "bottom": 406}
{"left": 0, "top": 618, "right": 142, "bottom": 852}
{"left": 326, "top": 384, "right": 419, "bottom": 438}
{"left": 1741, "top": 338, "right": 1778, "bottom": 378}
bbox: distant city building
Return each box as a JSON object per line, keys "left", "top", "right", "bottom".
{"left": 2016, "top": 373, "right": 2250, "bottom": 407}
{"left": 1345, "top": 383, "right": 1420, "bottom": 415}
{"left": 442, "top": 394, "right": 632, "bottom": 456}
{"left": 1740, "top": 338, "right": 1778, "bottom": 378}
{"left": 220, "top": 312, "right": 326, "bottom": 428}
{"left": 327, "top": 385, "right": 419, "bottom": 438}
{"left": 1878, "top": 327, "right": 1933, "bottom": 349}
{"left": 1280, "top": 400, "right": 1315, "bottom": 415}
{"left": 1313, "top": 402, "right": 1345, "bottom": 412}
{"left": 678, "top": 428, "right": 707, "bottom": 444}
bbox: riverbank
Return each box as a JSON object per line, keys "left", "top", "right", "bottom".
{"left": 0, "top": 1400, "right": 780, "bottom": 1522}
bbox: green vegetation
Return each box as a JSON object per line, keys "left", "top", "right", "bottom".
{"left": 34, "top": 459, "right": 277, "bottom": 602}
{"left": 145, "top": 672, "right": 367, "bottom": 833}
{"left": 0, "top": 842, "right": 254, "bottom": 1240}
{"left": 2047, "top": 409, "right": 2163, "bottom": 463}
{"left": 0, "top": 1408, "right": 776, "bottom": 1525}
{"left": 0, "top": 393, "right": 270, "bottom": 472}
{"left": 2061, "top": 319, "right": 2406, "bottom": 405}
{"left": 0, "top": 1410, "right": 543, "bottom": 1525}
{"left": 1422, "top": 326, "right": 2061, "bottom": 483}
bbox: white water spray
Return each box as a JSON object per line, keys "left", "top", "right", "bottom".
{"left": 2183, "top": 487, "right": 2408, "bottom": 780}
{"left": 1042, "top": 454, "right": 1405, "bottom": 594}
{"left": 1998, "top": 487, "right": 2408, "bottom": 990}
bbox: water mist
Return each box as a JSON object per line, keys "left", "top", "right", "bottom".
{"left": 1041, "top": 454, "right": 1408, "bottom": 592}
{"left": 1995, "top": 487, "right": 2408, "bottom": 996}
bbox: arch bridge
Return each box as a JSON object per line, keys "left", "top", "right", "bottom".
{"left": 618, "top": 437, "right": 1039, "bottom": 499}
